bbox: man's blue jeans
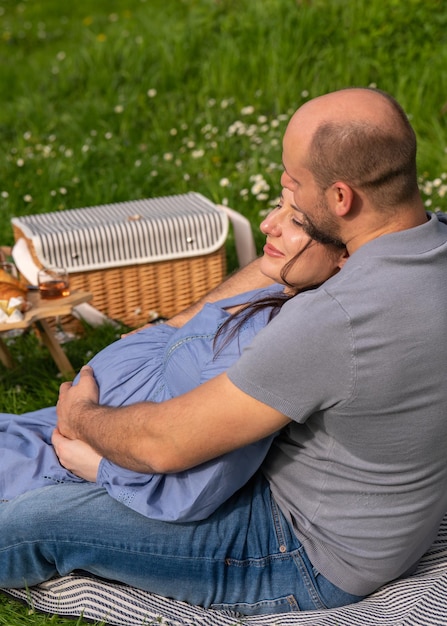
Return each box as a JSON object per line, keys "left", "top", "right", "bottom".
{"left": 0, "top": 474, "right": 363, "bottom": 615}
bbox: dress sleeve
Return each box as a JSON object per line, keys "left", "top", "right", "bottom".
{"left": 96, "top": 434, "right": 277, "bottom": 522}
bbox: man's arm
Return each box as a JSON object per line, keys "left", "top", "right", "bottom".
{"left": 56, "top": 365, "right": 289, "bottom": 473}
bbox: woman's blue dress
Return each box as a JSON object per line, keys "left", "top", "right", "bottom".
{"left": 0, "top": 286, "right": 282, "bottom": 521}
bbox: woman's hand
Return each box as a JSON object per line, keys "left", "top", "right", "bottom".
{"left": 52, "top": 427, "right": 103, "bottom": 482}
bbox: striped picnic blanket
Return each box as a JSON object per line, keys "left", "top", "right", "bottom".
{"left": 2, "top": 511, "right": 447, "bottom": 626}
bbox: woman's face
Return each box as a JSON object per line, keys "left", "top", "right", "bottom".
{"left": 259, "top": 188, "right": 347, "bottom": 290}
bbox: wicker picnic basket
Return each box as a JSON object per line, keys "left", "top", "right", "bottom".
{"left": 11, "top": 193, "right": 228, "bottom": 329}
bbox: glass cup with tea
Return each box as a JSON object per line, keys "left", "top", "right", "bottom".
{"left": 37, "top": 266, "right": 70, "bottom": 300}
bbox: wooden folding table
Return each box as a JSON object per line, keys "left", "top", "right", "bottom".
{"left": 0, "top": 290, "right": 92, "bottom": 378}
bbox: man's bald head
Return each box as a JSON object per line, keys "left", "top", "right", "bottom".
{"left": 286, "top": 88, "right": 419, "bottom": 210}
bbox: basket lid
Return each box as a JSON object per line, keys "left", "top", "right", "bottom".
{"left": 12, "top": 193, "right": 229, "bottom": 273}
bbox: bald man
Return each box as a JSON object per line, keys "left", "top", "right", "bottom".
{"left": 2, "top": 88, "right": 447, "bottom": 616}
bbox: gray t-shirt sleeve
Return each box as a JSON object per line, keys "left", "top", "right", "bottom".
{"left": 227, "top": 288, "right": 355, "bottom": 422}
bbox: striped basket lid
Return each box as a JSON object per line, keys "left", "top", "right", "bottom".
{"left": 11, "top": 192, "right": 229, "bottom": 273}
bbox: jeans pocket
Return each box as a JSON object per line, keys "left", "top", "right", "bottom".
{"left": 211, "top": 594, "right": 299, "bottom": 616}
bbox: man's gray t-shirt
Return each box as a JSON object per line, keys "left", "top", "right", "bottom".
{"left": 228, "top": 214, "right": 447, "bottom": 596}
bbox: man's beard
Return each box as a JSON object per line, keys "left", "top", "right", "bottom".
{"left": 301, "top": 198, "right": 345, "bottom": 249}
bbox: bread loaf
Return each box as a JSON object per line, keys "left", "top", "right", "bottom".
{"left": 0, "top": 283, "right": 27, "bottom": 301}
{"left": 0, "top": 268, "right": 27, "bottom": 310}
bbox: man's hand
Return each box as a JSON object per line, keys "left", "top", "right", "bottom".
{"left": 56, "top": 365, "right": 99, "bottom": 440}
{"left": 56, "top": 369, "right": 290, "bottom": 475}
{"left": 52, "top": 427, "right": 102, "bottom": 482}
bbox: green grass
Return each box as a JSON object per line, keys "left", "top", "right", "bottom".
{"left": 0, "top": 593, "right": 105, "bottom": 626}
{"left": 1, "top": 0, "right": 447, "bottom": 623}
{"left": 0, "top": 321, "right": 128, "bottom": 413}
{"left": 2, "top": 0, "right": 447, "bottom": 246}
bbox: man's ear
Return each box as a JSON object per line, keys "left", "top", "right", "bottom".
{"left": 328, "top": 182, "right": 353, "bottom": 217}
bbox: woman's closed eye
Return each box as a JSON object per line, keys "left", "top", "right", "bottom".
{"left": 270, "top": 200, "right": 304, "bottom": 228}
{"left": 291, "top": 214, "right": 304, "bottom": 228}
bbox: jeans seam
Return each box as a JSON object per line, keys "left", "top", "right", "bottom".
{"left": 210, "top": 593, "right": 299, "bottom": 612}
{"left": 269, "top": 490, "right": 328, "bottom": 610}
{"left": 292, "top": 549, "right": 327, "bottom": 610}
{"left": 269, "top": 492, "right": 288, "bottom": 551}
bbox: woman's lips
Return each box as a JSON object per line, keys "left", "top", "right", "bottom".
{"left": 263, "top": 242, "right": 284, "bottom": 258}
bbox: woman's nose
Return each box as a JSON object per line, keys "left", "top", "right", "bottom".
{"left": 260, "top": 211, "right": 282, "bottom": 236}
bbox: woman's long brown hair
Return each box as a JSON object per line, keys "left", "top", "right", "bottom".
{"left": 213, "top": 238, "right": 344, "bottom": 357}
